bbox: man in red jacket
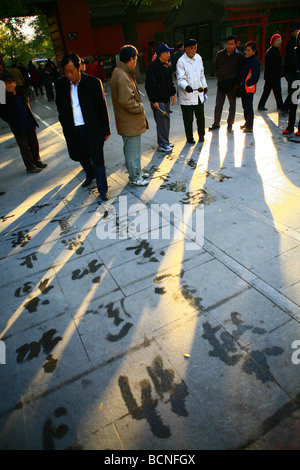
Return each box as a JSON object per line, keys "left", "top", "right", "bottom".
{"left": 0, "top": 73, "right": 47, "bottom": 173}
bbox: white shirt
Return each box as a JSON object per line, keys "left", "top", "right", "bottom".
{"left": 70, "top": 81, "right": 85, "bottom": 126}
{"left": 176, "top": 52, "right": 207, "bottom": 105}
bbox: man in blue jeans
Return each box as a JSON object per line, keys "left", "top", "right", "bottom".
{"left": 111, "top": 45, "right": 149, "bottom": 186}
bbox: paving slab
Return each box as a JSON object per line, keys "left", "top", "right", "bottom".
{"left": 0, "top": 76, "right": 300, "bottom": 451}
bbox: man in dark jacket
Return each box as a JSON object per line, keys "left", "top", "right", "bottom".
{"left": 258, "top": 34, "right": 286, "bottom": 112}
{"left": 209, "top": 35, "right": 243, "bottom": 132}
{"left": 282, "top": 25, "right": 300, "bottom": 111}
{"left": 285, "top": 25, "right": 300, "bottom": 56}
{"left": 56, "top": 52, "right": 111, "bottom": 200}
{"left": 145, "top": 44, "right": 176, "bottom": 152}
{"left": 282, "top": 30, "right": 300, "bottom": 135}
{"left": 170, "top": 42, "right": 184, "bottom": 75}
{"left": 38, "top": 63, "right": 54, "bottom": 102}
{"left": 0, "top": 73, "right": 47, "bottom": 173}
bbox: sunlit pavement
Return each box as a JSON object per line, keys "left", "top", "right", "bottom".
{"left": 0, "top": 75, "right": 300, "bottom": 450}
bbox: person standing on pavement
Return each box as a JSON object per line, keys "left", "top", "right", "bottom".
{"left": 170, "top": 42, "right": 185, "bottom": 77}
{"left": 236, "top": 42, "right": 261, "bottom": 134}
{"left": 9, "top": 64, "right": 26, "bottom": 88}
{"left": 257, "top": 34, "right": 287, "bottom": 113}
{"left": 282, "top": 30, "right": 300, "bottom": 136}
{"left": 38, "top": 63, "right": 54, "bottom": 102}
{"left": 209, "top": 35, "right": 243, "bottom": 132}
{"left": 55, "top": 52, "right": 111, "bottom": 201}
{"left": 145, "top": 43, "right": 176, "bottom": 153}
{"left": 282, "top": 25, "right": 300, "bottom": 113}
{"left": 0, "top": 73, "right": 47, "bottom": 173}
{"left": 285, "top": 25, "right": 300, "bottom": 56}
{"left": 176, "top": 38, "right": 208, "bottom": 144}
{"left": 28, "top": 62, "right": 44, "bottom": 97}
{"left": 111, "top": 45, "right": 149, "bottom": 187}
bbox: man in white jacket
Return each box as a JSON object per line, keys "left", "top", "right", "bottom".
{"left": 176, "top": 39, "right": 208, "bottom": 144}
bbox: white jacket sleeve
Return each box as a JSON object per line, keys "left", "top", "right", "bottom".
{"left": 199, "top": 56, "right": 207, "bottom": 89}
{"left": 176, "top": 57, "right": 189, "bottom": 90}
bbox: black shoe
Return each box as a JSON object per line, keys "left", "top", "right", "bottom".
{"left": 36, "top": 162, "right": 47, "bottom": 168}
{"left": 208, "top": 124, "right": 220, "bottom": 131}
{"left": 82, "top": 177, "right": 95, "bottom": 187}
{"left": 243, "top": 128, "right": 253, "bottom": 133}
{"left": 100, "top": 193, "right": 109, "bottom": 201}
{"left": 227, "top": 124, "right": 233, "bottom": 132}
{"left": 279, "top": 108, "right": 288, "bottom": 115}
{"left": 0, "top": 192, "right": 5, "bottom": 196}
{"left": 258, "top": 106, "right": 267, "bottom": 111}
{"left": 187, "top": 139, "right": 196, "bottom": 144}
{"left": 27, "top": 167, "right": 41, "bottom": 173}
{"left": 199, "top": 135, "right": 205, "bottom": 142}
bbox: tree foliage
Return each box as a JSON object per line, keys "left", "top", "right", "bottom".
{"left": 27, "top": 15, "right": 55, "bottom": 59}
{"left": 0, "top": 0, "right": 30, "bottom": 20}
{"left": 0, "top": 15, "right": 54, "bottom": 67}
{"left": 0, "top": 18, "right": 28, "bottom": 66}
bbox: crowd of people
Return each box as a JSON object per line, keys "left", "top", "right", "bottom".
{"left": 0, "top": 56, "right": 108, "bottom": 99}
{"left": 0, "top": 28, "right": 299, "bottom": 198}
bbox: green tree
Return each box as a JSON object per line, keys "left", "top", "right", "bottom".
{"left": 0, "top": 15, "right": 54, "bottom": 67}
{"left": 27, "top": 15, "right": 55, "bottom": 60}
{"left": 0, "top": 18, "right": 29, "bottom": 66}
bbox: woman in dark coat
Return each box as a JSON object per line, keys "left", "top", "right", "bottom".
{"left": 237, "top": 42, "right": 261, "bottom": 133}
{"left": 282, "top": 30, "right": 300, "bottom": 136}
{"left": 0, "top": 73, "right": 47, "bottom": 173}
{"left": 55, "top": 52, "right": 111, "bottom": 199}
{"left": 258, "top": 34, "right": 285, "bottom": 112}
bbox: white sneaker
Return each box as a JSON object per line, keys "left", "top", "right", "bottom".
{"left": 129, "top": 178, "right": 149, "bottom": 186}
{"left": 159, "top": 145, "right": 172, "bottom": 152}
{"left": 168, "top": 143, "right": 174, "bottom": 148}
{"left": 141, "top": 171, "right": 150, "bottom": 179}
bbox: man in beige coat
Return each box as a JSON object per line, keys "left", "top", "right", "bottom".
{"left": 110, "top": 45, "right": 149, "bottom": 186}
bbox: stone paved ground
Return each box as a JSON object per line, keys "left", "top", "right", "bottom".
{"left": 0, "top": 74, "right": 300, "bottom": 450}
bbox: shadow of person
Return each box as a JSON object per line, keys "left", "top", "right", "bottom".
{"left": 142, "top": 123, "right": 300, "bottom": 449}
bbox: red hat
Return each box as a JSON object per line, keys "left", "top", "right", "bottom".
{"left": 270, "top": 34, "right": 281, "bottom": 45}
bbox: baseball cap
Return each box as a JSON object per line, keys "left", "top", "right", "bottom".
{"left": 156, "top": 44, "right": 174, "bottom": 56}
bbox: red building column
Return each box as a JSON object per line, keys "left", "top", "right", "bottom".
{"left": 261, "top": 15, "right": 267, "bottom": 63}
{"left": 56, "top": 0, "right": 96, "bottom": 57}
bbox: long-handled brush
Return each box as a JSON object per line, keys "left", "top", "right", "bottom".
{"left": 139, "top": 91, "right": 170, "bottom": 120}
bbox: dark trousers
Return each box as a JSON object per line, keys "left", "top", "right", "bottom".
{"left": 44, "top": 83, "right": 54, "bottom": 101}
{"left": 151, "top": 101, "right": 170, "bottom": 147}
{"left": 32, "top": 83, "right": 44, "bottom": 96}
{"left": 282, "top": 81, "right": 292, "bottom": 111}
{"left": 241, "top": 92, "right": 254, "bottom": 130}
{"left": 213, "top": 87, "right": 237, "bottom": 126}
{"left": 258, "top": 78, "right": 283, "bottom": 109}
{"left": 75, "top": 125, "right": 108, "bottom": 195}
{"left": 181, "top": 99, "right": 205, "bottom": 141}
{"left": 287, "top": 87, "right": 300, "bottom": 131}
{"left": 15, "top": 130, "right": 42, "bottom": 170}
